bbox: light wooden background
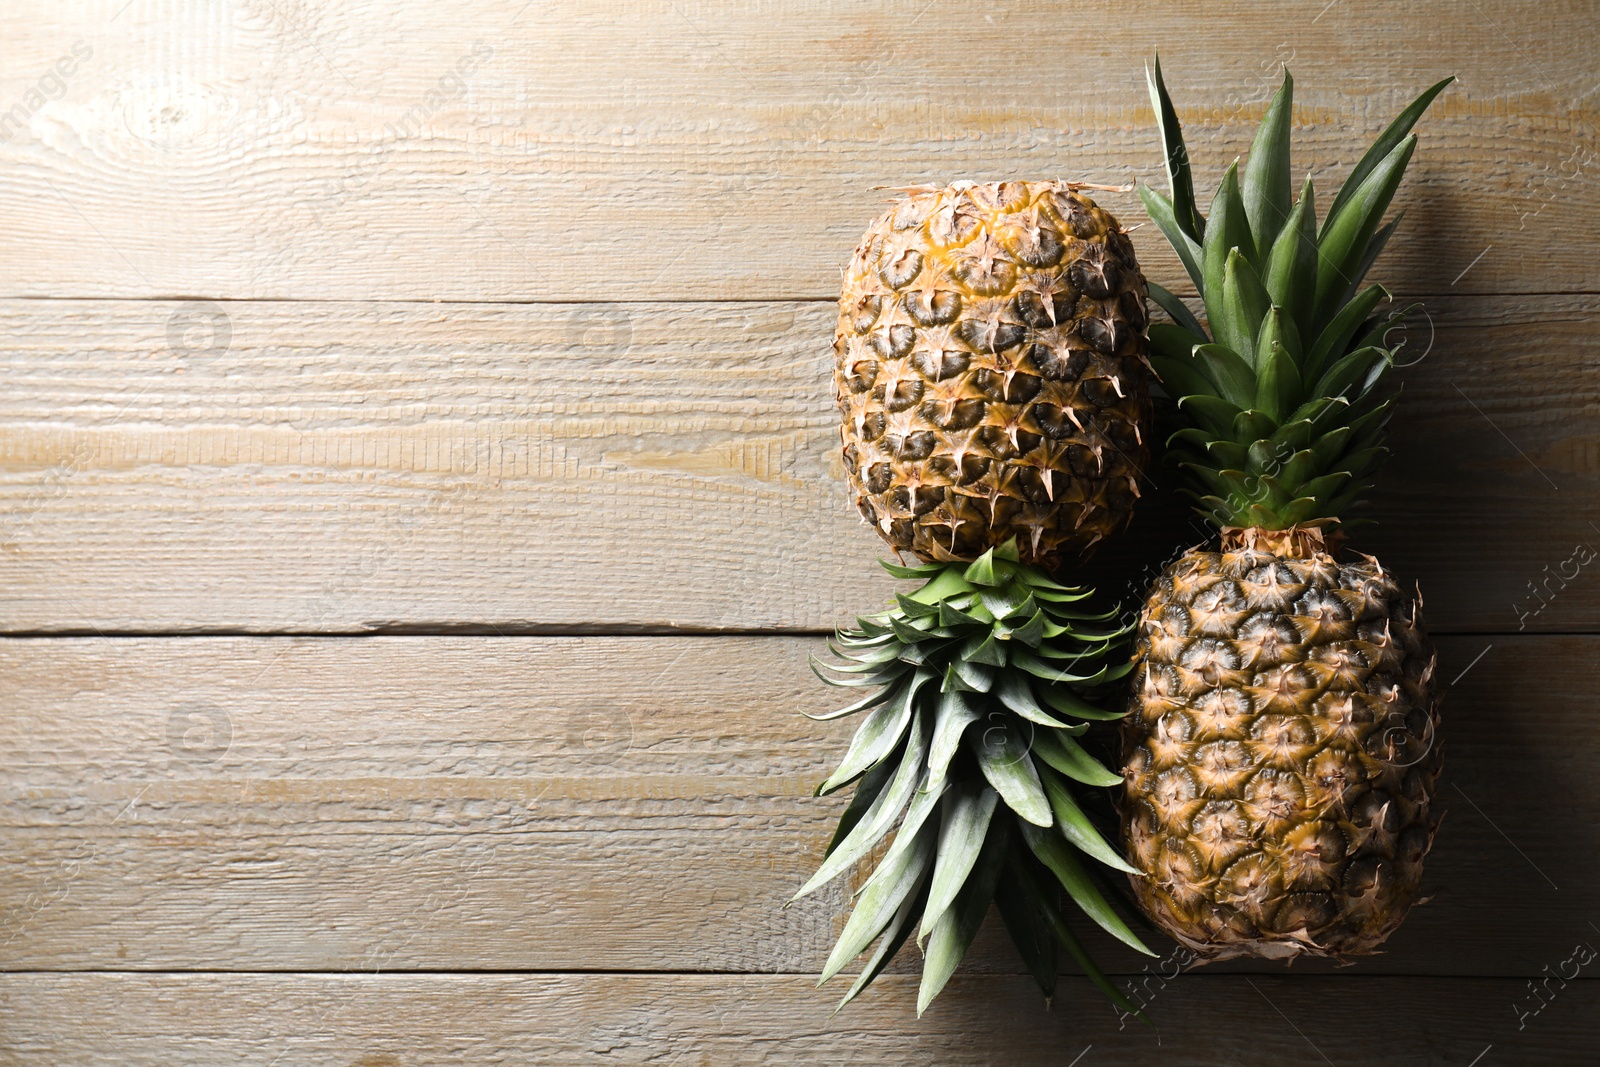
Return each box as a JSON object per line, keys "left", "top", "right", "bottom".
{"left": 2, "top": 2, "right": 1597, "bottom": 1064}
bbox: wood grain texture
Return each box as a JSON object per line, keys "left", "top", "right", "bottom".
{"left": 0, "top": 635, "right": 1589, "bottom": 977}
{"left": 2, "top": 3, "right": 1596, "bottom": 1061}
{"left": 0, "top": 296, "right": 1595, "bottom": 633}
{"left": 0, "top": 2, "right": 1594, "bottom": 301}
{"left": 1, "top": 972, "right": 1595, "bottom": 1066}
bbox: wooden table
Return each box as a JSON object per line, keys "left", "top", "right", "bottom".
{"left": 2, "top": 2, "right": 1596, "bottom": 1063}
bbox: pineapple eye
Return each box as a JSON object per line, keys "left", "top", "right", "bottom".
{"left": 885, "top": 430, "right": 935, "bottom": 461}
{"left": 889, "top": 195, "right": 932, "bottom": 231}
{"left": 932, "top": 454, "right": 987, "bottom": 486}
{"left": 886, "top": 483, "right": 941, "bottom": 517}
{"left": 926, "top": 198, "right": 982, "bottom": 245}
{"left": 954, "top": 318, "right": 1026, "bottom": 354}
{"left": 997, "top": 218, "right": 1065, "bottom": 268}
{"left": 910, "top": 348, "right": 970, "bottom": 382}
{"left": 868, "top": 324, "right": 915, "bottom": 361}
{"left": 842, "top": 359, "right": 879, "bottom": 394}
{"left": 1068, "top": 245, "right": 1122, "bottom": 298}
{"left": 877, "top": 247, "right": 924, "bottom": 290}
{"left": 970, "top": 180, "right": 1030, "bottom": 212}
{"left": 1118, "top": 289, "right": 1148, "bottom": 331}
{"left": 1013, "top": 289, "right": 1075, "bottom": 330}
{"left": 1026, "top": 342, "right": 1092, "bottom": 382}
{"left": 849, "top": 294, "right": 883, "bottom": 334}
{"left": 881, "top": 376, "right": 925, "bottom": 413}
{"left": 1029, "top": 402, "right": 1083, "bottom": 440}
{"left": 949, "top": 244, "right": 1017, "bottom": 296}
{"left": 1077, "top": 308, "right": 1130, "bottom": 356}
{"left": 901, "top": 288, "right": 962, "bottom": 326}
{"left": 1046, "top": 189, "right": 1100, "bottom": 238}
{"left": 1080, "top": 377, "right": 1123, "bottom": 407}
{"left": 1105, "top": 418, "right": 1142, "bottom": 451}
{"left": 917, "top": 397, "right": 985, "bottom": 432}
{"left": 970, "top": 368, "right": 1040, "bottom": 403}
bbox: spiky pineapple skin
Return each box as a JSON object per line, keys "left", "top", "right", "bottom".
{"left": 834, "top": 180, "right": 1151, "bottom": 568}
{"left": 1120, "top": 537, "right": 1441, "bottom": 961}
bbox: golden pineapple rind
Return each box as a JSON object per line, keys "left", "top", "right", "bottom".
{"left": 834, "top": 180, "right": 1151, "bottom": 568}
{"left": 1120, "top": 544, "right": 1442, "bottom": 962}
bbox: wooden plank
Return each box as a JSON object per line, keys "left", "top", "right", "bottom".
{"left": 0, "top": 635, "right": 1590, "bottom": 976}
{"left": 0, "top": 1, "right": 1594, "bottom": 301}
{"left": 1, "top": 973, "right": 1595, "bottom": 1065}
{"left": 0, "top": 296, "right": 1595, "bottom": 632}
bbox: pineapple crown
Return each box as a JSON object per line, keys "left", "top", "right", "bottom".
{"left": 1140, "top": 57, "right": 1453, "bottom": 534}
{"left": 795, "top": 539, "right": 1152, "bottom": 1016}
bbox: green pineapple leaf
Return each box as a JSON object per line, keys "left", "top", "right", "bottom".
{"left": 1312, "top": 345, "right": 1390, "bottom": 401}
{"left": 1036, "top": 681, "right": 1122, "bottom": 721}
{"left": 822, "top": 757, "right": 896, "bottom": 858}
{"left": 1149, "top": 353, "right": 1214, "bottom": 404}
{"left": 818, "top": 693, "right": 917, "bottom": 783}
{"left": 1192, "top": 343, "right": 1257, "bottom": 408}
{"left": 1201, "top": 162, "right": 1255, "bottom": 333}
{"left": 1218, "top": 248, "right": 1272, "bottom": 364}
{"left": 1031, "top": 729, "right": 1123, "bottom": 787}
{"left": 1147, "top": 280, "right": 1207, "bottom": 338}
{"left": 970, "top": 720, "right": 1051, "bottom": 827}
{"left": 994, "top": 671, "right": 1073, "bottom": 729}
{"left": 1255, "top": 341, "right": 1303, "bottom": 422}
{"left": 832, "top": 881, "right": 925, "bottom": 1014}
{"left": 1177, "top": 393, "right": 1245, "bottom": 438}
{"left": 993, "top": 867, "right": 1059, "bottom": 1001}
{"left": 803, "top": 675, "right": 904, "bottom": 722}
{"left": 1322, "top": 76, "right": 1455, "bottom": 233}
{"left": 1146, "top": 53, "right": 1204, "bottom": 240}
{"left": 1354, "top": 299, "right": 1423, "bottom": 353}
{"left": 819, "top": 820, "right": 935, "bottom": 984}
{"left": 880, "top": 557, "right": 945, "bottom": 580}
{"left": 1262, "top": 176, "right": 1319, "bottom": 330}
{"left": 1139, "top": 184, "right": 1205, "bottom": 290}
{"left": 793, "top": 710, "right": 926, "bottom": 900}
{"left": 1242, "top": 68, "right": 1295, "bottom": 251}
{"left": 1149, "top": 320, "right": 1204, "bottom": 362}
{"left": 1306, "top": 283, "right": 1390, "bottom": 384}
{"left": 1232, "top": 408, "right": 1281, "bottom": 441}
{"left": 1039, "top": 765, "right": 1142, "bottom": 875}
{"left": 1019, "top": 815, "right": 1153, "bottom": 953}
{"left": 918, "top": 816, "right": 1010, "bottom": 1015}
{"left": 1007, "top": 849, "right": 1151, "bottom": 1022}
{"left": 962, "top": 546, "right": 1001, "bottom": 586}
{"left": 1314, "top": 135, "right": 1416, "bottom": 330}
{"left": 1340, "top": 211, "right": 1402, "bottom": 309}
{"left": 926, "top": 689, "right": 980, "bottom": 792}
{"left": 1256, "top": 305, "right": 1303, "bottom": 367}
{"left": 919, "top": 781, "right": 1000, "bottom": 940}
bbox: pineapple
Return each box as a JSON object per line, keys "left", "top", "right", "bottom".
{"left": 1120, "top": 60, "right": 1453, "bottom": 962}
{"left": 835, "top": 180, "right": 1152, "bottom": 568}
{"left": 796, "top": 182, "right": 1159, "bottom": 1013}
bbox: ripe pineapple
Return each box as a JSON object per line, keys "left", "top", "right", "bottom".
{"left": 1120, "top": 61, "right": 1452, "bottom": 961}
{"left": 797, "top": 183, "right": 1158, "bottom": 1014}
{"left": 835, "top": 180, "right": 1152, "bottom": 568}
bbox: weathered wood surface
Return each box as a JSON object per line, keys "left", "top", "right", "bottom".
{"left": 0, "top": 2, "right": 1594, "bottom": 302}
{"left": 0, "top": 635, "right": 1587, "bottom": 977}
{"left": 3, "top": 2, "right": 1596, "bottom": 1063}
{"left": 0, "top": 973, "right": 1594, "bottom": 1066}
{"left": 1, "top": 295, "right": 1595, "bottom": 633}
